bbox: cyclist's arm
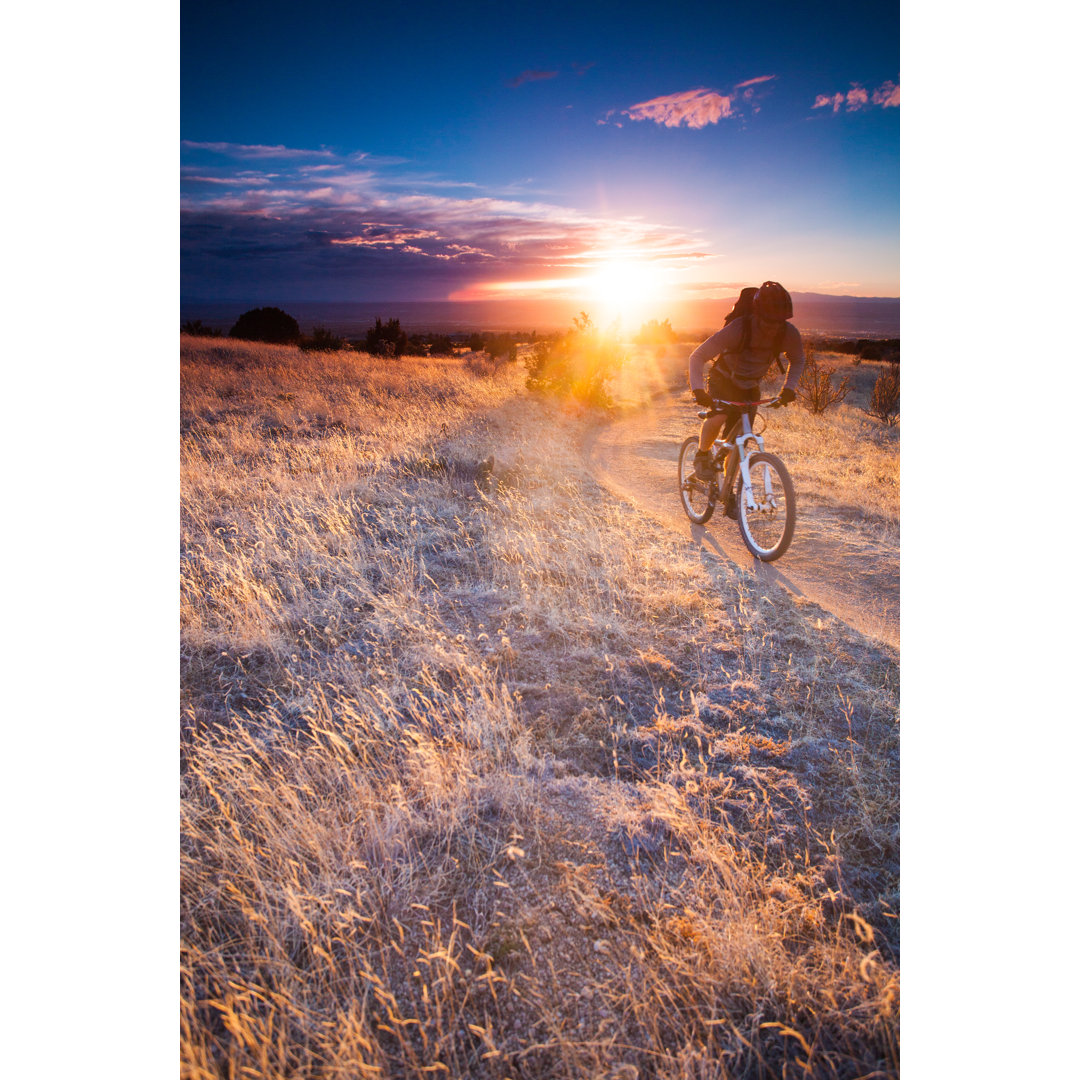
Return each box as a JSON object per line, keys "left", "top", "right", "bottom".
{"left": 779, "top": 325, "right": 805, "bottom": 392}
{"left": 688, "top": 323, "right": 741, "bottom": 391}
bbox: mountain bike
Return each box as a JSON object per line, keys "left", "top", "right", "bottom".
{"left": 678, "top": 395, "right": 796, "bottom": 561}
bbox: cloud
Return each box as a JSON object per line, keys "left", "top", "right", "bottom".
{"left": 872, "top": 80, "right": 900, "bottom": 108}
{"left": 509, "top": 69, "right": 558, "bottom": 87}
{"left": 733, "top": 75, "right": 776, "bottom": 90}
{"left": 813, "top": 80, "right": 900, "bottom": 113}
{"left": 625, "top": 88, "right": 736, "bottom": 129}
{"left": 180, "top": 140, "right": 336, "bottom": 159}
{"left": 620, "top": 76, "right": 773, "bottom": 129}
{"left": 181, "top": 141, "right": 712, "bottom": 298}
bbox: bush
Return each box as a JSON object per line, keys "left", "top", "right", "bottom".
{"left": 798, "top": 347, "right": 852, "bottom": 415}
{"left": 181, "top": 319, "right": 221, "bottom": 337}
{"left": 299, "top": 327, "right": 346, "bottom": 352}
{"left": 483, "top": 333, "right": 518, "bottom": 363}
{"left": 525, "top": 312, "right": 624, "bottom": 408}
{"left": 364, "top": 317, "right": 408, "bottom": 358}
{"left": 868, "top": 364, "right": 900, "bottom": 425}
{"left": 633, "top": 318, "right": 678, "bottom": 345}
{"left": 229, "top": 307, "right": 301, "bottom": 344}
{"left": 427, "top": 334, "right": 455, "bottom": 357}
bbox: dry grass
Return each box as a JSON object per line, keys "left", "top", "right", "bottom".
{"left": 181, "top": 335, "right": 899, "bottom": 1079}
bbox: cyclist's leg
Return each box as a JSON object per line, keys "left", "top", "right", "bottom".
{"left": 719, "top": 381, "right": 760, "bottom": 480}
{"left": 698, "top": 413, "right": 726, "bottom": 453}
{"left": 700, "top": 368, "right": 737, "bottom": 453}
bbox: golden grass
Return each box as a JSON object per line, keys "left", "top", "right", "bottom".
{"left": 181, "top": 335, "right": 899, "bottom": 1079}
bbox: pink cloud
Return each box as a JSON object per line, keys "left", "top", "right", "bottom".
{"left": 813, "top": 80, "right": 900, "bottom": 114}
{"left": 734, "top": 75, "right": 776, "bottom": 90}
{"left": 626, "top": 89, "right": 736, "bottom": 129}
{"left": 873, "top": 80, "right": 900, "bottom": 108}
{"left": 846, "top": 86, "right": 869, "bottom": 110}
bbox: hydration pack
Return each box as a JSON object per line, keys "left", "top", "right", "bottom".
{"left": 717, "top": 288, "right": 788, "bottom": 377}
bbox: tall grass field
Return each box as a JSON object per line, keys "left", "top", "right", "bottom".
{"left": 180, "top": 334, "right": 899, "bottom": 1079}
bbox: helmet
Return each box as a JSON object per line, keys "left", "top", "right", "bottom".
{"left": 752, "top": 281, "right": 793, "bottom": 321}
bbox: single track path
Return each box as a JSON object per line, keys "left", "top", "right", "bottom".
{"left": 583, "top": 392, "right": 899, "bottom": 650}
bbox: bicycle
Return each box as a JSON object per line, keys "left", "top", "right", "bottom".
{"left": 677, "top": 395, "right": 796, "bottom": 561}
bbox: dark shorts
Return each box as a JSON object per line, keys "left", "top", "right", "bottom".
{"left": 706, "top": 367, "right": 760, "bottom": 438}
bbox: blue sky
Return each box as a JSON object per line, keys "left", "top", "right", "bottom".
{"left": 181, "top": 0, "right": 899, "bottom": 305}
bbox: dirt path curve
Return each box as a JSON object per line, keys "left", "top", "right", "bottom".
{"left": 583, "top": 392, "right": 899, "bottom": 650}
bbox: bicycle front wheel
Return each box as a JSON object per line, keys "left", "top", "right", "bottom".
{"left": 735, "top": 452, "right": 795, "bottom": 561}
{"left": 678, "top": 436, "right": 716, "bottom": 524}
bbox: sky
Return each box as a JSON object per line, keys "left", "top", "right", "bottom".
{"left": 181, "top": 0, "right": 899, "bottom": 310}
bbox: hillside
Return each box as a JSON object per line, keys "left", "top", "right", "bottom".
{"left": 180, "top": 335, "right": 899, "bottom": 1079}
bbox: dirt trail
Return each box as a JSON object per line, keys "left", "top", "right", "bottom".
{"left": 583, "top": 392, "right": 899, "bottom": 651}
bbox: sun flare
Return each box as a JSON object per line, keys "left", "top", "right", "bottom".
{"left": 449, "top": 256, "right": 674, "bottom": 328}
{"left": 584, "top": 259, "right": 672, "bottom": 326}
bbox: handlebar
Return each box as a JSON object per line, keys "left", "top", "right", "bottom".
{"left": 712, "top": 396, "right": 781, "bottom": 408}
{"left": 697, "top": 395, "right": 783, "bottom": 418}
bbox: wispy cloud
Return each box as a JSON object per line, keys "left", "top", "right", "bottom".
{"left": 614, "top": 77, "right": 773, "bottom": 130}
{"left": 734, "top": 75, "right": 776, "bottom": 90}
{"left": 181, "top": 142, "right": 712, "bottom": 297}
{"left": 508, "top": 69, "right": 558, "bottom": 88}
{"left": 813, "top": 80, "right": 899, "bottom": 113}
{"left": 625, "top": 89, "right": 735, "bottom": 129}
{"left": 180, "top": 140, "right": 336, "bottom": 159}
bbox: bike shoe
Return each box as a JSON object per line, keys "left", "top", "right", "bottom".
{"left": 693, "top": 451, "right": 716, "bottom": 482}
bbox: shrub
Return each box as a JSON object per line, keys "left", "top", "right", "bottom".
{"left": 299, "top": 327, "right": 346, "bottom": 352}
{"left": 525, "top": 312, "right": 623, "bottom": 408}
{"left": 364, "top": 317, "right": 408, "bottom": 357}
{"left": 798, "top": 347, "right": 852, "bottom": 415}
{"left": 484, "top": 333, "right": 518, "bottom": 363}
{"left": 229, "top": 307, "right": 301, "bottom": 344}
{"left": 181, "top": 319, "right": 221, "bottom": 337}
{"left": 868, "top": 363, "right": 900, "bottom": 425}
{"left": 427, "top": 334, "right": 455, "bottom": 357}
{"left": 633, "top": 318, "right": 678, "bottom": 345}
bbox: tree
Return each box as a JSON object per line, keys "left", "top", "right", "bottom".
{"left": 364, "top": 317, "right": 408, "bottom": 357}
{"left": 229, "top": 307, "right": 301, "bottom": 344}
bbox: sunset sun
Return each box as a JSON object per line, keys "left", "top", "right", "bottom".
{"left": 584, "top": 259, "right": 672, "bottom": 324}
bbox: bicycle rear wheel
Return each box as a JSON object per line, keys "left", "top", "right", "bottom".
{"left": 678, "top": 436, "right": 716, "bottom": 524}
{"left": 735, "top": 451, "right": 795, "bottom": 561}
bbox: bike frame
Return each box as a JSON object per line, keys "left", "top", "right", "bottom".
{"left": 698, "top": 397, "right": 779, "bottom": 510}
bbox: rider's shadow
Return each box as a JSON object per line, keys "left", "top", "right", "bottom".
{"left": 688, "top": 523, "right": 806, "bottom": 597}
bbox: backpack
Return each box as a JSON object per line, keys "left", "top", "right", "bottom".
{"left": 717, "top": 288, "right": 788, "bottom": 376}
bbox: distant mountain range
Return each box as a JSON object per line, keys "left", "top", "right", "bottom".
{"left": 181, "top": 293, "right": 900, "bottom": 339}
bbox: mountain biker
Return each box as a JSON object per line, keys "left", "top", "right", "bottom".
{"left": 687, "top": 281, "right": 805, "bottom": 517}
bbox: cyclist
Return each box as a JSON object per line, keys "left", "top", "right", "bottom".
{"left": 688, "top": 281, "right": 805, "bottom": 517}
